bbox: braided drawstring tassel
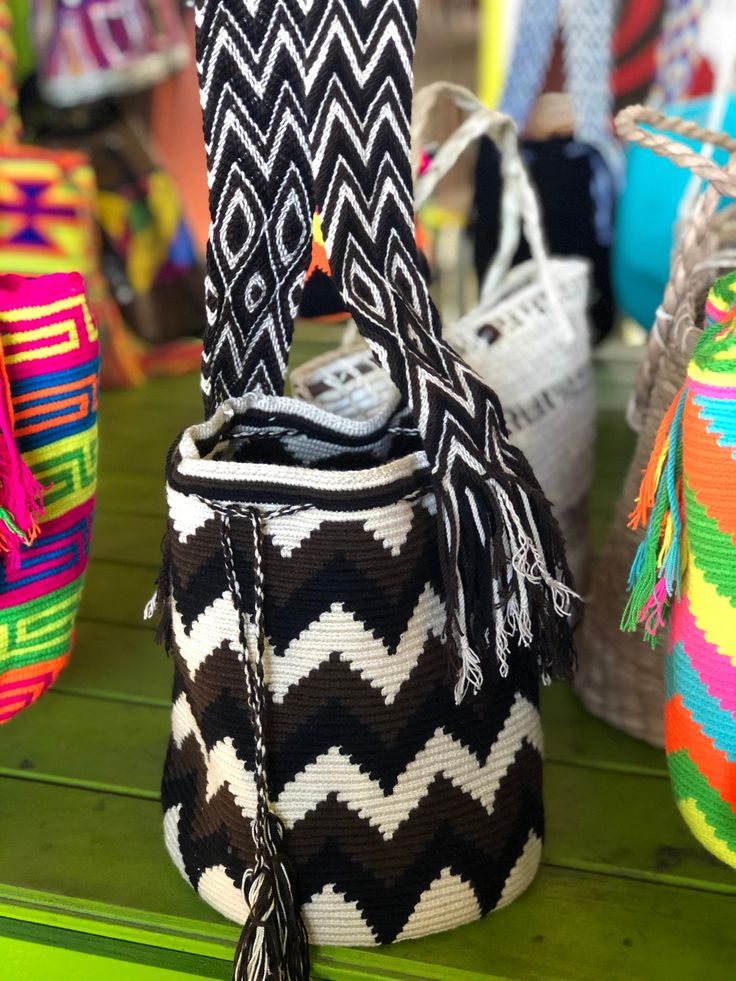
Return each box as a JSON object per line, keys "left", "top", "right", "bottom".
{"left": 233, "top": 813, "right": 310, "bottom": 981}
{"left": 222, "top": 512, "right": 310, "bottom": 981}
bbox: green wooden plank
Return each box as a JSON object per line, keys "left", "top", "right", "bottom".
{"left": 97, "top": 379, "right": 200, "bottom": 478}
{"left": 2, "top": 685, "right": 671, "bottom": 798}
{"left": 0, "top": 927, "right": 225, "bottom": 980}
{"left": 1, "top": 820, "right": 735, "bottom": 981}
{"left": 0, "top": 696, "right": 728, "bottom": 896}
{"left": 78, "top": 561, "right": 156, "bottom": 630}
{"left": 0, "top": 778, "right": 223, "bottom": 925}
{"left": 0, "top": 935, "right": 206, "bottom": 981}
{"left": 95, "top": 472, "right": 166, "bottom": 519}
{"left": 56, "top": 621, "right": 170, "bottom": 705}
{"left": 541, "top": 685, "right": 665, "bottom": 775}
{"left": 543, "top": 762, "right": 734, "bottom": 892}
{"left": 367, "top": 866, "right": 736, "bottom": 981}
{"left": 90, "top": 513, "right": 164, "bottom": 568}
{"left": 0, "top": 695, "right": 168, "bottom": 799}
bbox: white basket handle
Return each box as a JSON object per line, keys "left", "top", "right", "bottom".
{"left": 412, "top": 81, "right": 576, "bottom": 343}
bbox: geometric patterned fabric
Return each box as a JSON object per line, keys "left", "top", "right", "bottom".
{"left": 0, "top": 272, "right": 98, "bottom": 723}
{"left": 161, "top": 401, "right": 544, "bottom": 947}
{"left": 624, "top": 270, "right": 736, "bottom": 866}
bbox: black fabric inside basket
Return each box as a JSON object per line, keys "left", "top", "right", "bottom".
{"left": 202, "top": 405, "right": 422, "bottom": 472}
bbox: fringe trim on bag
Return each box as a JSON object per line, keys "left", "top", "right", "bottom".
{"left": 621, "top": 387, "right": 686, "bottom": 645}
{"left": 0, "top": 341, "right": 44, "bottom": 560}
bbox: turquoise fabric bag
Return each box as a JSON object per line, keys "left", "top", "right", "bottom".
{"left": 613, "top": 95, "right": 736, "bottom": 330}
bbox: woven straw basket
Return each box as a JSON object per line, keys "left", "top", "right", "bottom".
{"left": 576, "top": 107, "right": 736, "bottom": 746}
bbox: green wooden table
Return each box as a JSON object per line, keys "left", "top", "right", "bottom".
{"left": 1, "top": 327, "right": 734, "bottom": 979}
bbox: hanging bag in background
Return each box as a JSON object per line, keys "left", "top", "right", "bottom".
{"left": 0, "top": 143, "right": 144, "bottom": 387}
{"left": 32, "top": 0, "right": 189, "bottom": 107}
{"left": 0, "top": 1, "right": 142, "bottom": 387}
{"left": 612, "top": 0, "right": 736, "bottom": 346}
{"left": 576, "top": 106, "right": 736, "bottom": 746}
{"left": 623, "top": 270, "right": 736, "bottom": 868}
{"left": 88, "top": 114, "right": 206, "bottom": 345}
{"left": 150, "top": 2, "right": 577, "bottom": 977}
{"left": 0, "top": 272, "right": 98, "bottom": 723}
{"left": 475, "top": 0, "right": 620, "bottom": 341}
{"left": 293, "top": 84, "right": 595, "bottom": 586}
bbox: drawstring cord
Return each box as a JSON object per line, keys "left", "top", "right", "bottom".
{"left": 220, "top": 511, "right": 310, "bottom": 981}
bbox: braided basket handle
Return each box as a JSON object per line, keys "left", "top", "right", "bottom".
{"left": 412, "top": 81, "right": 576, "bottom": 343}
{"left": 615, "top": 105, "right": 736, "bottom": 195}
{"left": 615, "top": 104, "right": 736, "bottom": 429}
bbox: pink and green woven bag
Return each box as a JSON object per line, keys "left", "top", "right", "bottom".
{"left": 624, "top": 270, "right": 736, "bottom": 867}
{"left": 0, "top": 272, "right": 98, "bottom": 723}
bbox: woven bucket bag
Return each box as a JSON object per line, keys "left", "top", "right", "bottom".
{"left": 576, "top": 106, "right": 736, "bottom": 746}
{"left": 293, "top": 85, "right": 595, "bottom": 586}
{"left": 149, "top": 2, "right": 578, "bottom": 978}
{"left": 623, "top": 270, "right": 736, "bottom": 868}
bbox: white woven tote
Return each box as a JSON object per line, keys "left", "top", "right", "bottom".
{"left": 293, "top": 85, "right": 596, "bottom": 585}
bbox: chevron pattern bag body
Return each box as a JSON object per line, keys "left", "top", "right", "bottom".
{"left": 153, "top": 2, "right": 577, "bottom": 977}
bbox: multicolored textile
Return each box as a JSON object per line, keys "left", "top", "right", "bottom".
{"left": 33, "top": 0, "right": 188, "bottom": 107}
{"left": 0, "top": 0, "right": 20, "bottom": 144}
{"left": 0, "top": 144, "right": 143, "bottom": 387}
{"left": 96, "top": 161, "right": 205, "bottom": 344}
{"left": 624, "top": 270, "right": 736, "bottom": 866}
{"left": 0, "top": 272, "right": 98, "bottom": 723}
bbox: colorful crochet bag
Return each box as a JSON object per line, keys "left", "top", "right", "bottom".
{"left": 149, "top": 2, "right": 578, "bottom": 978}
{"left": 32, "top": 0, "right": 188, "bottom": 107}
{"left": 576, "top": 106, "right": 736, "bottom": 746}
{"left": 623, "top": 270, "right": 736, "bottom": 867}
{"left": 0, "top": 271, "right": 98, "bottom": 723}
{"left": 90, "top": 116, "right": 206, "bottom": 345}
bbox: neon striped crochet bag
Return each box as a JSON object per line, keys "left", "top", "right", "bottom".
{"left": 623, "top": 270, "right": 736, "bottom": 867}
{"left": 0, "top": 272, "right": 98, "bottom": 723}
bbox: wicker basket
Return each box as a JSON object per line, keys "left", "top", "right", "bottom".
{"left": 576, "top": 107, "right": 736, "bottom": 746}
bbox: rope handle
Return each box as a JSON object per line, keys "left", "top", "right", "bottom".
{"left": 412, "top": 82, "right": 576, "bottom": 343}
{"left": 615, "top": 104, "right": 736, "bottom": 431}
{"left": 615, "top": 105, "right": 736, "bottom": 196}
{"left": 616, "top": 105, "right": 736, "bottom": 322}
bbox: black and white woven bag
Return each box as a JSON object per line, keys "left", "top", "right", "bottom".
{"left": 149, "top": 2, "right": 578, "bottom": 978}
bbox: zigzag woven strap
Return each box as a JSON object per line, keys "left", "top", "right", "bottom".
{"left": 303, "top": 0, "right": 577, "bottom": 692}
{"left": 195, "top": 0, "right": 315, "bottom": 410}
